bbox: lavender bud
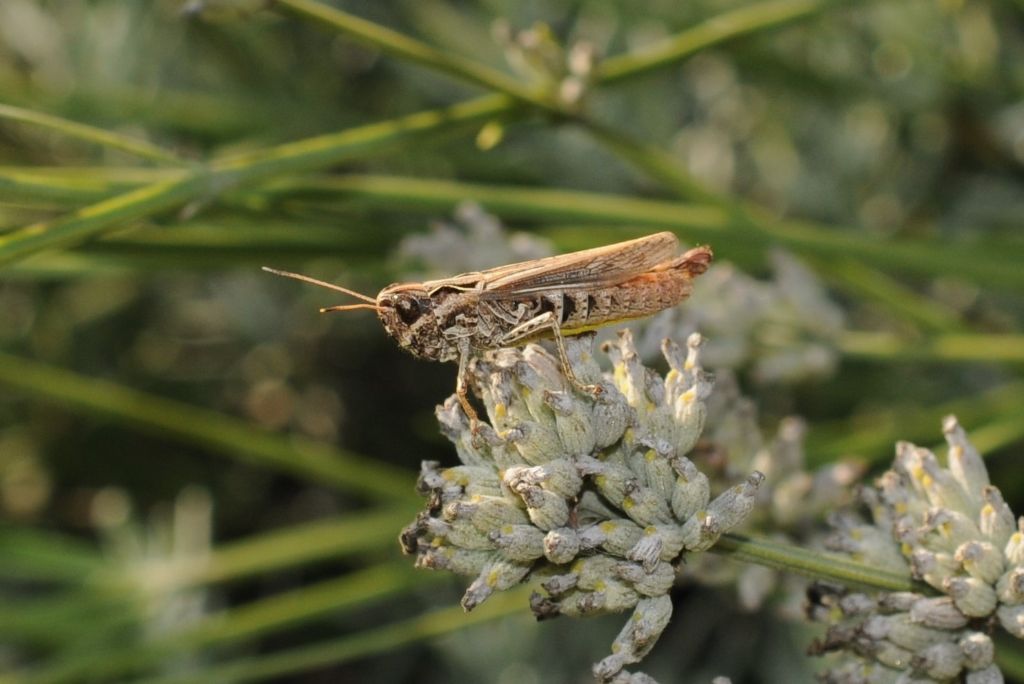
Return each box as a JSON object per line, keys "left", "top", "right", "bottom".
{"left": 914, "top": 641, "right": 965, "bottom": 680}
{"left": 955, "top": 540, "right": 1005, "bottom": 585}
{"left": 462, "top": 556, "right": 533, "bottom": 611}
{"left": 543, "top": 527, "right": 581, "bottom": 564}
{"left": 594, "top": 595, "right": 673, "bottom": 682}
{"left": 490, "top": 524, "right": 545, "bottom": 562}
{"left": 621, "top": 483, "right": 674, "bottom": 526}
{"left": 996, "top": 566, "right": 1024, "bottom": 605}
{"left": 446, "top": 495, "right": 529, "bottom": 531}
{"left": 669, "top": 455, "right": 710, "bottom": 520}
{"left": 943, "top": 416, "right": 989, "bottom": 506}
{"left": 616, "top": 560, "right": 676, "bottom": 597}
{"left": 944, "top": 575, "right": 998, "bottom": 617}
{"left": 583, "top": 519, "right": 644, "bottom": 557}
{"left": 965, "top": 665, "right": 1005, "bottom": 684}
{"left": 504, "top": 459, "right": 582, "bottom": 499}
{"left": 979, "top": 487, "right": 1016, "bottom": 548}
{"left": 545, "top": 388, "right": 597, "bottom": 456}
{"left": 908, "top": 596, "right": 969, "bottom": 630}
{"left": 958, "top": 631, "right": 995, "bottom": 670}
{"left": 996, "top": 604, "right": 1024, "bottom": 638}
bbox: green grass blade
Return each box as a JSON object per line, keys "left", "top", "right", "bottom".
{"left": 137, "top": 589, "right": 530, "bottom": 684}
{"left": 809, "top": 257, "right": 966, "bottom": 333}
{"left": 596, "top": 0, "right": 833, "bottom": 83}
{"left": 0, "top": 352, "right": 416, "bottom": 502}
{"left": 0, "top": 95, "right": 514, "bottom": 267}
{"left": 838, "top": 331, "right": 1024, "bottom": 363}
{"left": 182, "top": 563, "right": 431, "bottom": 647}
{"left": 141, "top": 508, "right": 416, "bottom": 591}
{"left": 0, "top": 103, "right": 185, "bottom": 166}
{"left": 0, "top": 526, "right": 103, "bottom": 583}
{"left": 272, "top": 0, "right": 554, "bottom": 111}
{"left": 21, "top": 563, "right": 434, "bottom": 683}
{"left": 806, "top": 381, "right": 1024, "bottom": 465}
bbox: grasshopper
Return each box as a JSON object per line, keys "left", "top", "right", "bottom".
{"left": 264, "top": 231, "right": 712, "bottom": 424}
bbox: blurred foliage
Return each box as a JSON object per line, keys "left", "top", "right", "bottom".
{"left": 1, "top": 0, "right": 1023, "bottom": 682}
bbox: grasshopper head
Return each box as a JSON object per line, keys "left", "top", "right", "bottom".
{"left": 260, "top": 267, "right": 455, "bottom": 363}
{"left": 377, "top": 284, "right": 449, "bottom": 362}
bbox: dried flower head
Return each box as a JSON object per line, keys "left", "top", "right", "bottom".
{"left": 811, "top": 416, "right": 1022, "bottom": 682}
{"left": 403, "top": 330, "right": 763, "bottom": 682}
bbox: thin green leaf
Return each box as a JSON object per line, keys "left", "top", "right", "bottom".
{"left": 0, "top": 352, "right": 417, "bottom": 502}
{"left": 0, "top": 95, "right": 514, "bottom": 267}
{"left": 0, "top": 103, "right": 185, "bottom": 166}
{"left": 272, "top": 0, "right": 555, "bottom": 111}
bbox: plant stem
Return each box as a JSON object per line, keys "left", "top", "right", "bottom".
{"left": 271, "top": 0, "right": 557, "bottom": 112}
{"left": 130, "top": 508, "right": 415, "bottom": 591}
{"left": 0, "top": 96, "right": 513, "bottom": 267}
{"left": 0, "top": 103, "right": 185, "bottom": 166}
{"left": 135, "top": 589, "right": 531, "bottom": 684}
{"left": 714, "top": 533, "right": 923, "bottom": 593}
{"left": 596, "top": 0, "right": 832, "bottom": 83}
{"left": 838, "top": 331, "right": 1024, "bottom": 363}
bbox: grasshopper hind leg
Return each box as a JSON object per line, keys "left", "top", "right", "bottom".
{"left": 498, "top": 303, "right": 603, "bottom": 399}
{"left": 550, "top": 322, "right": 604, "bottom": 399}
{"left": 454, "top": 340, "right": 482, "bottom": 429}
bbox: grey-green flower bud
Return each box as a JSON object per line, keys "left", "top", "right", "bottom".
{"left": 914, "top": 641, "right": 965, "bottom": 680}
{"left": 958, "top": 631, "right": 995, "bottom": 670}
{"left": 543, "top": 527, "right": 580, "bottom": 564}
{"left": 417, "top": 545, "right": 490, "bottom": 577}
{"left": 628, "top": 524, "right": 686, "bottom": 570}
{"left": 426, "top": 518, "right": 493, "bottom": 550}
{"left": 925, "top": 507, "right": 983, "bottom": 550}
{"left": 669, "top": 455, "right": 710, "bottom": 520}
{"left": 996, "top": 567, "right": 1024, "bottom": 605}
{"left": 705, "top": 471, "right": 764, "bottom": 532}
{"left": 945, "top": 575, "right": 998, "bottom": 617}
{"left": 616, "top": 560, "right": 675, "bottom": 597}
{"left": 504, "top": 459, "right": 582, "bottom": 499}
{"left": 580, "top": 518, "right": 645, "bottom": 557}
{"left": 446, "top": 495, "right": 529, "bottom": 531}
{"left": 594, "top": 595, "right": 673, "bottom": 682}
{"left": 956, "top": 540, "right": 1005, "bottom": 585}
{"left": 490, "top": 523, "right": 545, "bottom": 562}
{"left": 908, "top": 596, "right": 969, "bottom": 630}
{"left": 462, "top": 556, "right": 533, "bottom": 611}
{"left": 1004, "top": 521, "right": 1024, "bottom": 566}
{"left": 910, "top": 548, "right": 959, "bottom": 589}
{"left": 943, "top": 415, "right": 989, "bottom": 511}
{"left": 965, "top": 665, "right": 1005, "bottom": 684}
{"left": 996, "top": 603, "right": 1024, "bottom": 638}
{"left": 980, "top": 487, "right": 1017, "bottom": 549}
{"left": 621, "top": 482, "right": 674, "bottom": 527}
{"left": 544, "top": 388, "right": 597, "bottom": 456}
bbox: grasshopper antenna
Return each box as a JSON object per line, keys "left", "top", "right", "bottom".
{"left": 262, "top": 266, "right": 378, "bottom": 306}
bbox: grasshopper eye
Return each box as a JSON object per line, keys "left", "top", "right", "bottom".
{"left": 395, "top": 296, "right": 422, "bottom": 325}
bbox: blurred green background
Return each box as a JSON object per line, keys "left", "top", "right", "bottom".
{"left": 1, "top": 0, "right": 1023, "bottom": 681}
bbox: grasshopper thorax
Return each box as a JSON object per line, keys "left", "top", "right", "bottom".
{"left": 377, "top": 283, "right": 454, "bottom": 362}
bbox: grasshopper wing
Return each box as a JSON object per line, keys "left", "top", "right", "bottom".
{"left": 478, "top": 231, "right": 679, "bottom": 296}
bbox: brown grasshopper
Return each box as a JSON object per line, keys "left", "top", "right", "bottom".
{"left": 264, "top": 232, "right": 712, "bottom": 423}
